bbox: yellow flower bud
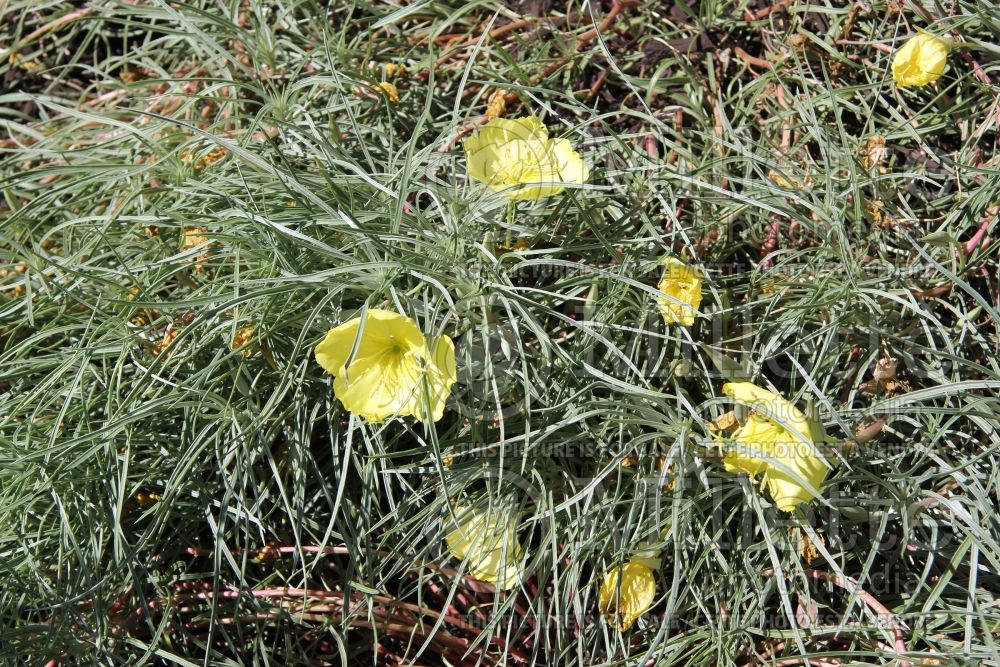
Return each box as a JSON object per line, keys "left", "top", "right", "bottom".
{"left": 384, "top": 63, "right": 406, "bottom": 78}
{"left": 656, "top": 258, "right": 702, "bottom": 326}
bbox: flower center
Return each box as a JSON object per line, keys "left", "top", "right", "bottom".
{"left": 495, "top": 159, "right": 537, "bottom": 186}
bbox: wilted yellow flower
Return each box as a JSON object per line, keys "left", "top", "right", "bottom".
{"left": 464, "top": 116, "right": 588, "bottom": 201}
{"left": 444, "top": 506, "right": 523, "bottom": 590}
{"left": 598, "top": 560, "right": 656, "bottom": 631}
{"left": 859, "top": 134, "right": 888, "bottom": 171}
{"left": 232, "top": 326, "right": 255, "bottom": 357}
{"left": 314, "top": 309, "right": 456, "bottom": 422}
{"left": 181, "top": 227, "right": 209, "bottom": 250}
{"left": 153, "top": 326, "right": 180, "bottom": 356}
{"left": 376, "top": 81, "right": 399, "bottom": 103}
{"left": 8, "top": 52, "right": 38, "bottom": 72}
{"left": 720, "top": 382, "right": 830, "bottom": 512}
{"left": 195, "top": 147, "right": 228, "bottom": 172}
{"left": 656, "top": 258, "right": 702, "bottom": 326}
{"left": 892, "top": 32, "right": 951, "bottom": 87}
{"left": 384, "top": 63, "right": 406, "bottom": 78}
{"left": 485, "top": 89, "right": 507, "bottom": 119}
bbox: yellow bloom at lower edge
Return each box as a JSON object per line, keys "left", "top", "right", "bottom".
{"left": 599, "top": 560, "right": 657, "bottom": 631}
{"left": 721, "top": 382, "right": 830, "bottom": 512}
{"left": 656, "top": 257, "right": 703, "bottom": 326}
{"left": 444, "top": 506, "right": 523, "bottom": 591}
{"left": 892, "top": 33, "right": 951, "bottom": 87}
{"left": 314, "top": 309, "right": 456, "bottom": 422}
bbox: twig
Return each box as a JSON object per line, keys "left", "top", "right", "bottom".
{"left": 587, "top": 70, "right": 608, "bottom": 100}
{"left": 506, "top": 0, "right": 632, "bottom": 100}
{"left": 436, "top": 114, "right": 489, "bottom": 153}
{"left": 855, "top": 418, "right": 886, "bottom": 444}
{"left": 964, "top": 205, "right": 999, "bottom": 255}
{"left": 734, "top": 46, "right": 775, "bottom": 71}
{"left": 911, "top": 284, "right": 952, "bottom": 299}
{"left": 776, "top": 85, "right": 791, "bottom": 152}
{"left": 743, "top": 0, "right": 794, "bottom": 21}
{"left": 761, "top": 569, "right": 910, "bottom": 667}
{"left": 440, "top": 2, "right": 631, "bottom": 151}
{"left": 10, "top": 7, "right": 95, "bottom": 53}
{"left": 416, "top": 13, "right": 578, "bottom": 82}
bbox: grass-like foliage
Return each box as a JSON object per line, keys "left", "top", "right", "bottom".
{"left": 2, "top": 0, "right": 1000, "bottom": 664}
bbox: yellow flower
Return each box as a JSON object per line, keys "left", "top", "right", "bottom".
{"left": 720, "top": 382, "right": 830, "bottom": 512}
{"left": 314, "top": 309, "right": 456, "bottom": 422}
{"left": 444, "top": 506, "right": 523, "bottom": 590}
{"left": 892, "top": 32, "right": 951, "bottom": 87}
{"left": 598, "top": 560, "right": 657, "bottom": 631}
{"left": 656, "top": 258, "right": 702, "bottom": 326}
{"left": 464, "top": 116, "right": 588, "bottom": 201}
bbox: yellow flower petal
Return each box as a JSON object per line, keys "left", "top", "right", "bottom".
{"left": 892, "top": 33, "right": 950, "bottom": 87}
{"left": 656, "top": 258, "right": 702, "bottom": 326}
{"left": 424, "top": 335, "right": 458, "bottom": 422}
{"left": 720, "top": 413, "right": 774, "bottom": 478}
{"left": 765, "top": 451, "right": 830, "bottom": 512}
{"left": 550, "top": 138, "right": 590, "bottom": 186}
{"left": 464, "top": 138, "right": 499, "bottom": 184}
{"left": 445, "top": 506, "right": 523, "bottom": 590}
{"left": 598, "top": 561, "right": 656, "bottom": 631}
{"left": 314, "top": 309, "right": 456, "bottom": 422}
{"left": 720, "top": 382, "right": 830, "bottom": 511}
{"left": 476, "top": 116, "right": 548, "bottom": 145}
{"left": 464, "top": 116, "right": 587, "bottom": 201}
{"left": 721, "top": 382, "right": 812, "bottom": 438}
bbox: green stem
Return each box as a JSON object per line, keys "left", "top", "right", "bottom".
{"left": 504, "top": 201, "right": 516, "bottom": 248}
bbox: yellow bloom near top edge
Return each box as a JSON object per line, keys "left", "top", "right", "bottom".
{"left": 444, "top": 505, "right": 524, "bottom": 591}
{"left": 598, "top": 560, "right": 657, "bottom": 631}
{"left": 892, "top": 32, "right": 951, "bottom": 87}
{"left": 314, "top": 309, "right": 456, "bottom": 422}
{"left": 720, "top": 381, "right": 831, "bottom": 512}
{"left": 463, "top": 115, "right": 588, "bottom": 201}
{"left": 657, "top": 257, "right": 703, "bottom": 326}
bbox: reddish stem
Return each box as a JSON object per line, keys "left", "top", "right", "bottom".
{"left": 761, "top": 569, "right": 910, "bottom": 667}
{"left": 964, "top": 205, "right": 999, "bottom": 256}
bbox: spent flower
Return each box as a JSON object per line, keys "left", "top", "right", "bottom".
{"left": 718, "top": 382, "right": 831, "bottom": 512}
{"left": 444, "top": 505, "right": 523, "bottom": 590}
{"left": 598, "top": 560, "right": 657, "bottom": 631}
